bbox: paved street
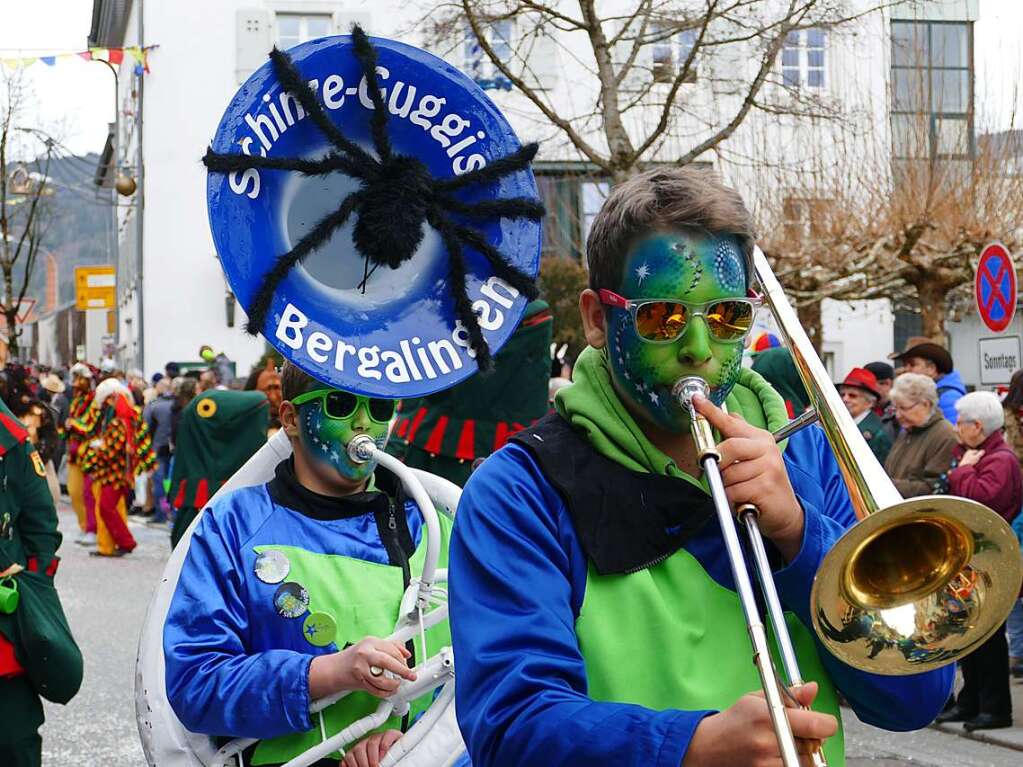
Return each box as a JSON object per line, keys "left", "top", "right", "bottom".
{"left": 37, "top": 501, "right": 1023, "bottom": 766}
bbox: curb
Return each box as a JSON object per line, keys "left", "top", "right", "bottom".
{"left": 929, "top": 722, "right": 1023, "bottom": 752}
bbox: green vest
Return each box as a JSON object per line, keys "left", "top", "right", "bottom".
{"left": 558, "top": 366, "right": 846, "bottom": 764}
{"left": 251, "top": 514, "right": 453, "bottom": 765}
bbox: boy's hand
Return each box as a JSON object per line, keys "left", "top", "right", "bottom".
{"left": 340, "top": 729, "right": 403, "bottom": 767}
{"left": 684, "top": 682, "right": 836, "bottom": 767}
{"left": 310, "top": 637, "right": 417, "bottom": 700}
{"left": 693, "top": 395, "right": 804, "bottom": 561}
{"left": 336, "top": 637, "right": 417, "bottom": 698}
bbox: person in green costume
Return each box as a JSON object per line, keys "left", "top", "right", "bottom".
{"left": 448, "top": 166, "right": 954, "bottom": 767}
{"left": 164, "top": 362, "right": 454, "bottom": 767}
{"left": 168, "top": 389, "right": 270, "bottom": 548}
{"left": 389, "top": 300, "right": 553, "bottom": 487}
{"left": 752, "top": 346, "right": 811, "bottom": 418}
{"left": 0, "top": 397, "right": 82, "bottom": 767}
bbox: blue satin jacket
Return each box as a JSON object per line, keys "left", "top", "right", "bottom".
{"left": 449, "top": 424, "right": 955, "bottom": 767}
{"left": 163, "top": 483, "right": 426, "bottom": 738}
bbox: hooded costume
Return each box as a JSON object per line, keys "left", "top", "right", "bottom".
{"left": 389, "top": 299, "right": 553, "bottom": 486}
{"left": 449, "top": 347, "right": 954, "bottom": 767}
{"left": 168, "top": 390, "right": 269, "bottom": 548}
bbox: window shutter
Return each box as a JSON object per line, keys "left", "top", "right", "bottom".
{"left": 235, "top": 8, "right": 272, "bottom": 85}
{"left": 524, "top": 28, "right": 559, "bottom": 92}
{"left": 335, "top": 11, "right": 373, "bottom": 35}
{"left": 612, "top": 19, "right": 647, "bottom": 92}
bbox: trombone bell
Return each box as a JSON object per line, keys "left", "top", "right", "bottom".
{"left": 752, "top": 246, "right": 1023, "bottom": 675}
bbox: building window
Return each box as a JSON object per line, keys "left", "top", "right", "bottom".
{"left": 277, "top": 13, "right": 332, "bottom": 49}
{"left": 783, "top": 197, "right": 829, "bottom": 243}
{"left": 782, "top": 28, "right": 826, "bottom": 89}
{"left": 464, "top": 20, "right": 514, "bottom": 91}
{"left": 580, "top": 181, "right": 609, "bottom": 250}
{"left": 890, "top": 20, "right": 973, "bottom": 160}
{"left": 651, "top": 24, "right": 698, "bottom": 83}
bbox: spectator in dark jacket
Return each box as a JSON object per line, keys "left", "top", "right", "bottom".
{"left": 884, "top": 373, "right": 957, "bottom": 497}
{"left": 143, "top": 379, "right": 176, "bottom": 524}
{"left": 936, "top": 391, "right": 1021, "bottom": 731}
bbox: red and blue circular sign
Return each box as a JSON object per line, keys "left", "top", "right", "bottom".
{"left": 975, "top": 242, "right": 1017, "bottom": 333}
{"left": 206, "top": 34, "right": 541, "bottom": 398}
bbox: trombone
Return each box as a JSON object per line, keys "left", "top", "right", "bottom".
{"left": 672, "top": 246, "right": 1023, "bottom": 767}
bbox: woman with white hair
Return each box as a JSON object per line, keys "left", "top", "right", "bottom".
{"left": 935, "top": 390, "right": 1021, "bottom": 731}
{"left": 883, "top": 373, "right": 958, "bottom": 497}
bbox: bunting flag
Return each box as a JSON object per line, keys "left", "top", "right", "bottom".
{"left": 0, "top": 45, "right": 158, "bottom": 73}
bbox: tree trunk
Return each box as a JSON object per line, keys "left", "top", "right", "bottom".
{"left": 796, "top": 299, "right": 824, "bottom": 357}
{"left": 3, "top": 309, "right": 18, "bottom": 359}
{"left": 915, "top": 280, "right": 948, "bottom": 343}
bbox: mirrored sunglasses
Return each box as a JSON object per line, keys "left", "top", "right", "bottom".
{"left": 599, "top": 289, "right": 761, "bottom": 344}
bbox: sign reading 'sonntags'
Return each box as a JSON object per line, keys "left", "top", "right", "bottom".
{"left": 979, "top": 335, "right": 1021, "bottom": 386}
{"left": 205, "top": 33, "right": 542, "bottom": 398}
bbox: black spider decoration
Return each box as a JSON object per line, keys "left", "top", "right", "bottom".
{"left": 202, "top": 25, "right": 544, "bottom": 371}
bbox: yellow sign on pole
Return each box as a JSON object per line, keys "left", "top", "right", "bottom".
{"left": 75, "top": 266, "right": 116, "bottom": 311}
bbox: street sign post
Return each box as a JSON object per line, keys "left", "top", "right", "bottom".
{"left": 979, "top": 335, "right": 1021, "bottom": 385}
{"left": 75, "top": 265, "right": 116, "bottom": 311}
{"left": 974, "top": 242, "right": 1017, "bottom": 333}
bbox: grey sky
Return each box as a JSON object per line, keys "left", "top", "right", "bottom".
{"left": 0, "top": 0, "right": 1020, "bottom": 157}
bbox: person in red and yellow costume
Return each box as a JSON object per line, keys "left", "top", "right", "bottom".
{"left": 64, "top": 363, "right": 97, "bottom": 546}
{"left": 75, "top": 378, "right": 156, "bottom": 557}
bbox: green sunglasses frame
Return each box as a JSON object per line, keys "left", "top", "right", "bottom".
{"left": 289, "top": 388, "right": 396, "bottom": 424}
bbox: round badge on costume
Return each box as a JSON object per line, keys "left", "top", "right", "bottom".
{"left": 302, "top": 611, "right": 338, "bottom": 647}
{"left": 273, "top": 582, "right": 310, "bottom": 619}
{"left": 196, "top": 398, "right": 218, "bottom": 418}
{"left": 254, "top": 549, "right": 291, "bottom": 584}
{"left": 206, "top": 31, "right": 542, "bottom": 398}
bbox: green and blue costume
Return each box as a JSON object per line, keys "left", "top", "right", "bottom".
{"left": 449, "top": 347, "right": 954, "bottom": 767}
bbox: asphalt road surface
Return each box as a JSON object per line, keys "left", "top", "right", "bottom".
{"left": 38, "top": 503, "right": 1023, "bottom": 766}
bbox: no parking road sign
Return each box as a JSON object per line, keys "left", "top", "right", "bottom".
{"left": 975, "top": 242, "right": 1017, "bottom": 333}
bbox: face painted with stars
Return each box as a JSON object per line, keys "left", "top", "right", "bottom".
{"left": 605, "top": 230, "right": 750, "bottom": 432}
{"left": 296, "top": 392, "right": 391, "bottom": 483}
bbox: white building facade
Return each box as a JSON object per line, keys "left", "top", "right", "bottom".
{"left": 87, "top": 0, "right": 980, "bottom": 381}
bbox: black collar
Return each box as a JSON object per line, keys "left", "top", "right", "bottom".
{"left": 510, "top": 414, "right": 715, "bottom": 575}
{"left": 267, "top": 457, "right": 388, "bottom": 521}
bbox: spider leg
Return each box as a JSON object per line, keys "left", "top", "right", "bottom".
{"left": 446, "top": 219, "right": 540, "bottom": 301}
{"left": 268, "top": 48, "right": 379, "bottom": 176}
{"left": 202, "top": 148, "right": 369, "bottom": 179}
{"left": 244, "top": 191, "right": 366, "bottom": 335}
{"left": 428, "top": 212, "right": 493, "bottom": 371}
{"left": 350, "top": 25, "right": 392, "bottom": 163}
{"left": 436, "top": 195, "right": 545, "bottom": 221}
{"left": 434, "top": 143, "right": 539, "bottom": 193}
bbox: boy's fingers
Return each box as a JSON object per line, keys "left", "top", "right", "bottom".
{"left": 371, "top": 652, "right": 417, "bottom": 680}
{"left": 693, "top": 394, "right": 755, "bottom": 437}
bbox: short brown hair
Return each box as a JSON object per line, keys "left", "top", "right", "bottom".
{"left": 280, "top": 360, "right": 321, "bottom": 401}
{"left": 585, "top": 166, "right": 755, "bottom": 291}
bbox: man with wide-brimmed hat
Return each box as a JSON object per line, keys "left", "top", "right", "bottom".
{"left": 838, "top": 367, "right": 893, "bottom": 463}
{"left": 889, "top": 336, "right": 964, "bottom": 422}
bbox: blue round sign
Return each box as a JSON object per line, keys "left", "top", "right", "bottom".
{"left": 207, "top": 35, "right": 541, "bottom": 397}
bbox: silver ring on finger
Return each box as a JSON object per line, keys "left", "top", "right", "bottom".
{"left": 369, "top": 665, "right": 384, "bottom": 677}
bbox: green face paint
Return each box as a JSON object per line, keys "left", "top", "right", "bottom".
{"left": 605, "top": 231, "right": 749, "bottom": 432}
{"left": 296, "top": 393, "right": 391, "bottom": 482}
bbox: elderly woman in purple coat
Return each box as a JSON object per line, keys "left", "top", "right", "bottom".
{"left": 936, "top": 391, "right": 1022, "bottom": 731}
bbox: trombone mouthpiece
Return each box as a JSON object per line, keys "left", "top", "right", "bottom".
{"left": 672, "top": 377, "right": 710, "bottom": 412}
{"left": 347, "top": 434, "right": 377, "bottom": 464}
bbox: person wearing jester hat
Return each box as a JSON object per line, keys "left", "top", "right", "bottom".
{"left": 69, "top": 378, "right": 156, "bottom": 557}
{"left": 449, "top": 167, "right": 954, "bottom": 766}
{"left": 164, "top": 363, "right": 454, "bottom": 766}
{"left": 64, "top": 364, "right": 97, "bottom": 545}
